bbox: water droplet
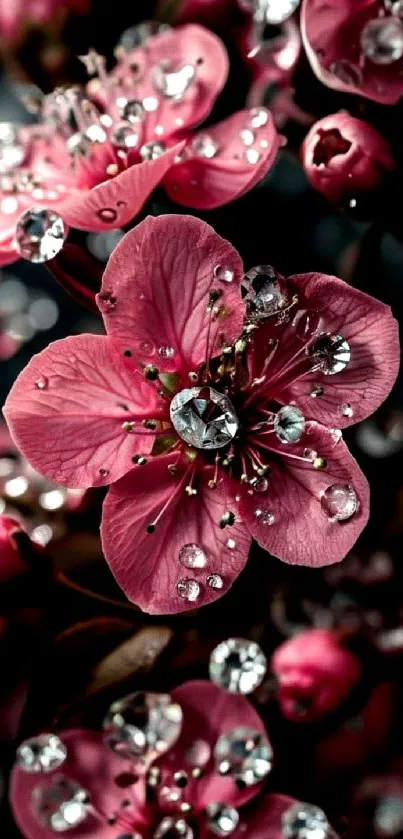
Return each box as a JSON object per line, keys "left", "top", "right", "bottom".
{"left": 153, "top": 63, "right": 195, "bottom": 100}
{"left": 263, "top": 0, "right": 301, "bottom": 23}
{"left": 374, "top": 795, "right": 403, "bottom": 837}
{"left": 329, "top": 59, "right": 363, "bottom": 86}
{"left": 320, "top": 483, "right": 359, "bottom": 522}
{"left": 310, "top": 383, "right": 324, "bottom": 398}
{"left": 113, "top": 124, "right": 139, "bottom": 148}
{"left": 35, "top": 376, "right": 48, "bottom": 390}
{"left": 214, "top": 727, "right": 273, "bottom": 786}
{"left": 274, "top": 405, "right": 306, "bottom": 444}
{"left": 361, "top": 16, "right": 403, "bottom": 64}
{"left": 96, "top": 207, "right": 118, "bottom": 223}
{"left": 32, "top": 776, "right": 89, "bottom": 832}
{"left": 119, "top": 99, "right": 145, "bottom": 123}
{"left": 293, "top": 309, "right": 322, "bottom": 342}
{"left": 282, "top": 802, "right": 329, "bottom": 839}
{"left": 338, "top": 402, "right": 353, "bottom": 418}
{"left": 15, "top": 209, "right": 66, "bottom": 263}
{"left": 99, "top": 468, "right": 109, "bottom": 477}
{"left": 207, "top": 574, "right": 224, "bottom": 590}
{"left": 158, "top": 345, "right": 175, "bottom": 359}
{"left": 192, "top": 134, "right": 219, "bottom": 159}
{"left": 249, "top": 108, "right": 268, "bottom": 128}
{"left": 329, "top": 428, "right": 342, "bottom": 444}
{"left": 240, "top": 128, "right": 255, "bottom": 146}
{"left": 310, "top": 333, "right": 351, "bottom": 375}
{"left": 385, "top": 0, "right": 403, "bottom": 17}
{"left": 140, "top": 141, "right": 167, "bottom": 161}
{"left": 17, "top": 735, "right": 67, "bottom": 773}
{"left": 0, "top": 122, "right": 25, "bottom": 174}
{"left": 209, "top": 638, "right": 267, "bottom": 694}
{"left": 242, "top": 265, "right": 287, "bottom": 320}
{"left": 170, "top": 387, "right": 238, "bottom": 450}
{"left": 176, "top": 578, "right": 201, "bottom": 602}
{"left": 103, "top": 691, "right": 183, "bottom": 763}
{"left": 142, "top": 96, "right": 159, "bottom": 112}
{"left": 245, "top": 148, "right": 260, "bottom": 164}
{"left": 226, "top": 538, "right": 236, "bottom": 549}
{"left": 207, "top": 803, "right": 240, "bottom": 836}
{"left": 179, "top": 543, "right": 207, "bottom": 569}
{"left": 254, "top": 509, "right": 275, "bottom": 526}
{"left": 154, "top": 817, "right": 193, "bottom": 839}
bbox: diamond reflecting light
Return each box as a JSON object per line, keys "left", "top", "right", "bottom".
{"left": 282, "top": 802, "right": 329, "bottom": 839}
{"left": 214, "top": 727, "right": 273, "bottom": 786}
{"left": 310, "top": 334, "right": 351, "bottom": 375}
{"left": 274, "top": 406, "right": 306, "bottom": 444}
{"left": 360, "top": 16, "right": 403, "bottom": 64}
{"left": 264, "top": 0, "right": 301, "bottom": 24}
{"left": 209, "top": 638, "right": 267, "bottom": 694}
{"left": 243, "top": 265, "right": 287, "bottom": 320}
{"left": 16, "top": 735, "right": 67, "bottom": 773}
{"left": 32, "top": 776, "right": 89, "bottom": 832}
{"left": 103, "top": 691, "right": 183, "bottom": 763}
{"left": 15, "top": 209, "right": 66, "bottom": 263}
{"left": 154, "top": 817, "right": 193, "bottom": 839}
{"left": 152, "top": 63, "right": 195, "bottom": 100}
{"left": 207, "top": 803, "right": 240, "bottom": 836}
{"left": 170, "top": 387, "right": 239, "bottom": 450}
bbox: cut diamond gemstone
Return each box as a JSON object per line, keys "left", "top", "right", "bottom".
{"left": 310, "top": 333, "right": 351, "bottom": 375}
{"left": 214, "top": 727, "right": 273, "bottom": 786}
{"left": 207, "top": 803, "right": 240, "bottom": 836}
{"left": 209, "top": 638, "right": 267, "bottom": 694}
{"left": 103, "top": 691, "right": 183, "bottom": 763}
{"left": 320, "top": 484, "right": 358, "bottom": 522}
{"left": 17, "top": 734, "right": 67, "bottom": 774}
{"left": 170, "top": 387, "right": 238, "bottom": 450}
{"left": 361, "top": 16, "right": 403, "bottom": 64}
{"left": 32, "top": 776, "right": 89, "bottom": 832}
{"left": 15, "top": 209, "right": 66, "bottom": 263}
{"left": 152, "top": 63, "right": 195, "bottom": 100}
{"left": 242, "top": 265, "right": 287, "bottom": 320}
{"left": 282, "top": 802, "right": 329, "bottom": 839}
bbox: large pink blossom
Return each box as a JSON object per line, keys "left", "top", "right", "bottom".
{"left": 9, "top": 679, "right": 330, "bottom": 839}
{"left": 4, "top": 214, "right": 399, "bottom": 614}
{"left": 301, "top": 0, "right": 403, "bottom": 104}
{"left": 0, "top": 24, "right": 279, "bottom": 266}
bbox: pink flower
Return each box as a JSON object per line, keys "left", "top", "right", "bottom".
{"left": 271, "top": 629, "right": 362, "bottom": 723}
{"left": 0, "top": 514, "right": 30, "bottom": 583}
{"left": 0, "top": 24, "right": 279, "bottom": 267}
{"left": 9, "top": 679, "right": 331, "bottom": 839}
{"left": 301, "top": 113, "right": 395, "bottom": 203}
{"left": 301, "top": 0, "right": 403, "bottom": 104}
{"left": 4, "top": 214, "right": 399, "bottom": 614}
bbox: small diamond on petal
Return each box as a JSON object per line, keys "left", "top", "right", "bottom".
{"left": 17, "top": 735, "right": 67, "bottom": 773}
{"left": 282, "top": 802, "right": 329, "bottom": 839}
{"left": 209, "top": 638, "right": 267, "bottom": 694}
{"left": 170, "top": 387, "right": 238, "bottom": 450}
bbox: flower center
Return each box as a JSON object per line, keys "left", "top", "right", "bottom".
{"left": 169, "top": 387, "right": 239, "bottom": 450}
{"left": 312, "top": 129, "right": 351, "bottom": 166}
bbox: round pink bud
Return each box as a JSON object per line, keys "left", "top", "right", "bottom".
{"left": 301, "top": 112, "right": 395, "bottom": 202}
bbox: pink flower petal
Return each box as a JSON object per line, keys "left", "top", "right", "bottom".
{"left": 301, "top": 0, "right": 403, "bottom": 105}
{"left": 4, "top": 334, "right": 160, "bottom": 488}
{"left": 101, "top": 455, "right": 251, "bottom": 614}
{"left": 58, "top": 144, "right": 183, "bottom": 232}
{"left": 98, "top": 214, "right": 245, "bottom": 373}
{"left": 10, "top": 729, "right": 146, "bottom": 839}
{"left": 156, "top": 680, "right": 271, "bottom": 811}
{"left": 240, "top": 422, "right": 369, "bottom": 567}
{"left": 277, "top": 272, "right": 400, "bottom": 428}
{"left": 163, "top": 108, "right": 280, "bottom": 209}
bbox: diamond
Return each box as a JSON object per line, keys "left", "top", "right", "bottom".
{"left": 179, "top": 544, "right": 207, "bottom": 569}
{"left": 274, "top": 405, "right": 306, "bottom": 444}
{"left": 103, "top": 691, "right": 183, "bottom": 763}
{"left": 32, "top": 776, "right": 89, "bottom": 832}
{"left": 242, "top": 265, "right": 287, "bottom": 320}
{"left": 209, "top": 638, "right": 267, "bottom": 694}
{"left": 310, "top": 334, "right": 351, "bottom": 375}
{"left": 214, "top": 727, "right": 273, "bottom": 786}
{"left": 15, "top": 209, "right": 66, "bottom": 263}
{"left": 207, "top": 803, "right": 240, "bottom": 836}
{"left": 282, "top": 802, "right": 329, "bottom": 839}
{"left": 170, "top": 387, "right": 238, "bottom": 450}
{"left": 16, "top": 735, "right": 67, "bottom": 773}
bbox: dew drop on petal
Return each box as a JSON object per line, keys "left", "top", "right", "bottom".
{"left": 209, "top": 638, "right": 267, "bottom": 694}
{"left": 310, "top": 333, "right": 351, "bottom": 375}
{"left": 338, "top": 403, "right": 353, "bottom": 418}
{"left": 140, "top": 141, "right": 167, "bottom": 161}
{"left": 310, "top": 383, "right": 324, "bottom": 398}
{"left": 17, "top": 735, "right": 67, "bottom": 773}
{"left": 240, "top": 128, "right": 255, "bottom": 146}
{"left": 214, "top": 264, "right": 234, "bottom": 283}
{"left": 249, "top": 108, "right": 268, "bottom": 128}
{"left": 320, "top": 483, "right": 359, "bottom": 522}
{"left": 207, "top": 803, "right": 240, "bottom": 836}
{"left": 245, "top": 148, "right": 260, "bottom": 164}
{"left": 274, "top": 405, "right": 306, "bottom": 444}
{"left": 282, "top": 802, "right": 329, "bottom": 839}
{"left": 35, "top": 376, "right": 48, "bottom": 390}
{"left": 154, "top": 817, "right": 193, "bottom": 839}
{"left": 192, "top": 134, "right": 220, "bottom": 159}
{"left": 361, "top": 16, "right": 403, "bottom": 64}
{"left": 176, "top": 578, "right": 201, "bottom": 602}
{"left": 152, "top": 63, "right": 195, "bottom": 101}
{"left": 103, "top": 691, "right": 183, "bottom": 762}
{"left": 226, "top": 538, "right": 236, "bottom": 549}
{"left": 242, "top": 265, "right": 287, "bottom": 320}
{"left": 158, "top": 345, "right": 175, "bottom": 359}
{"left": 15, "top": 209, "right": 66, "bottom": 263}
{"left": 254, "top": 509, "right": 275, "bottom": 525}
{"left": 329, "top": 428, "right": 342, "bottom": 444}
{"left": 293, "top": 309, "right": 322, "bottom": 342}
{"left": 214, "top": 728, "right": 273, "bottom": 786}
{"left": 207, "top": 574, "right": 224, "bottom": 590}
{"left": 179, "top": 543, "right": 207, "bottom": 569}
{"left": 250, "top": 476, "right": 268, "bottom": 492}
{"left": 329, "top": 59, "right": 363, "bottom": 87}
{"left": 32, "top": 777, "right": 90, "bottom": 832}
{"left": 99, "top": 468, "right": 109, "bottom": 477}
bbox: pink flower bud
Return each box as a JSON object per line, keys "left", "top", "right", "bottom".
{"left": 0, "top": 516, "right": 29, "bottom": 584}
{"left": 301, "top": 113, "right": 394, "bottom": 202}
{"left": 271, "top": 628, "right": 361, "bottom": 723}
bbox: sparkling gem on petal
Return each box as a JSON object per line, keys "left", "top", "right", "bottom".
{"left": 17, "top": 735, "right": 67, "bottom": 773}
{"left": 140, "top": 141, "right": 167, "bottom": 161}
{"left": 119, "top": 99, "right": 145, "bottom": 123}
{"left": 103, "top": 691, "right": 183, "bottom": 763}
{"left": 282, "top": 802, "right": 329, "bottom": 839}
{"left": 250, "top": 476, "right": 268, "bottom": 492}
{"left": 242, "top": 264, "right": 287, "bottom": 320}
{"left": 15, "top": 209, "right": 66, "bottom": 263}
{"left": 154, "top": 817, "right": 193, "bottom": 839}
{"left": 207, "top": 574, "right": 224, "bottom": 590}
{"left": 179, "top": 543, "right": 207, "bottom": 569}
{"left": 0, "top": 123, "right": 25, "bottom": 173}
{"left": 192, "top": 134, "right": 219, "bottom": 159}
{"left": 274, "top": 405, "right": 306, "bottom": 444}
{"left": 207, "top": 803, "right": 240, "bottom": 836}
{"left": 254, "top": 509, "right": 275, "bottom": 525}
{"left": 320, "top": 483, "right": 359, "bottom": 522}
{"left": 310, "top": 333, "right": 351, "bottom": 375}
{"left": 214, "top": 264, "right": 234, "bottom": 283}
{"left": 310, "top": 384, "right": 324, "bottom": 398}
{"left": 113, "top": 124, "right": 139, "bottom": 148}
{"left": 263, "top": 0, "right": 301, "bottom": 24}
{"left": 338, "top": 402, "right": 353, "bottom": 418}
{"left": 240, "top": 128, "right": 255, "bottom": 146}
{"left": 214, "top": 727, "right": 273, "bottom": 786}
{"left": 245, "top": 148, "right": 260, "bottom": 164}
{"left": 170, "top": 387, "right": 238, "bottom": 450}
{"left": 35, "top": 376, "right": 48, "bottom": 390}
{"left": 176, "top": 578, "right": 201, "bottom": 602}
{"left": 32, "top": 776, "right": 89, "bottom": 832}
{"left": 209, "top": 638, "right": 267, "bottom": 694}
{"left": 158, "top": 345, "right": 175, "bottom": 359}
{"left": 66, "top": 132, "right": 91, "bottom": 156}
{"left": 361, "top": 16, "right": 403, "bottom": 64}
{"left": 152, "top": 63, "right": 195, "bottom": 101}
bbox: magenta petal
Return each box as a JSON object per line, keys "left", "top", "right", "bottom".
{"left": 98, "top": 214, "right": 245, "bottom": 372}
{"left": 10, "top": 729, "right": 146, "bottom": 839}
{"left": 301, "top": 0, "right": 403, "bottom": 105}
{"left": 58, "top": 145, "right": 183, "bottom": 232}
{"left": 156, "top": 680, "right": 270, "bottom": 811}
{"left": 3, "top": 334, "right": 159, "bottom": 488}
{"left": 101, "top": 456, "right": 251, "bottom": 614}
{"left": 163, "top": 109, "right": 279, "bottom": 209}
{"left": 279, "top": 272, "right": 400, "bottom": 428}
{"left": 240, "top": 422, "right": 369, "bottom": 567}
